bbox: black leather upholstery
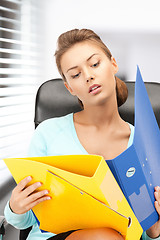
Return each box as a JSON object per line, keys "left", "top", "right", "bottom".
{"left": 119, "top": 81, "right": 160, "bottom": 126}
{"left": 19, "top": 227, "right": 32, "bottom": 240}
{"left": 34, "top": 78, "right": 160, "bottom": 128}
{"left": 34, "top": 79, "right": 82, "bottom": 128}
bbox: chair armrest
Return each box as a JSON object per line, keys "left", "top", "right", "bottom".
{"left": 0, "top": 216, "right": 8, "bottom": 239}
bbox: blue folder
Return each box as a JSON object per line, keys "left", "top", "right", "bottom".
{"left": 106, "top": 66, "right": 160, "bottom": 231}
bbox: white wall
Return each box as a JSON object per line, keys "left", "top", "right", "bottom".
{"left": 43, "top": 0, "right": 160, "bottom": 82}
{"left": 101, "top": 32, "right": 160, "bottom": 82}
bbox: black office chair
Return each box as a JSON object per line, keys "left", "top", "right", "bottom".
{"left": 34, "top": 78, "right": 160, "bottom": 128}
{"left": 2, "top": 78, "right": 160, "bottom": 240}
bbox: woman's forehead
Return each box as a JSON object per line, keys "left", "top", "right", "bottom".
{"left": 61, "top": 41, "right": 105, "bottom": 72}
{"left": 66, "top": 41, "right": 104, "bottom": 58}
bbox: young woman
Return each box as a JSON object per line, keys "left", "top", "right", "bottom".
{"left": 5, "top": 29, "right": 160, "bottom": 240}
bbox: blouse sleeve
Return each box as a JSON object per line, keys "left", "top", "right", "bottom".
{"left": 4, "top": 202, "right": 36, "bottom": 229}
{"left": 142, "top": 231, "right": 160, "bottom": 240}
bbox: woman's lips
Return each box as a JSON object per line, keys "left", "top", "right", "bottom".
{"left": 89, "top": 84, "right": 101, "bottom": 94}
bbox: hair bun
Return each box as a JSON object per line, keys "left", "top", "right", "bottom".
{"left": 115, "top": 76, "right": 128, "bottom": 107}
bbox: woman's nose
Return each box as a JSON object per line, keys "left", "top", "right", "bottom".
{"left": 84, "top": 68, "right": 94, "bottom": 83}
{"left": 86, "top": 77, "right": 94, "bottom": 83}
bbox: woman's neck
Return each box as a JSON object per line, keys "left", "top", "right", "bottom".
{"left": 74, "top": 99, "right": 123, "bottom": 129}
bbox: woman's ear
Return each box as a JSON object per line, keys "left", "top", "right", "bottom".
{"left": 111, "top": 57, "right": 119, "bottom": 74}
{"left": 64, "top": 81, "right": 76, "bottom": 96}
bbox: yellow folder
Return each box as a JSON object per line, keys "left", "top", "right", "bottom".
{"left": 4, "top": 155, "right": 143, "bottom": 239}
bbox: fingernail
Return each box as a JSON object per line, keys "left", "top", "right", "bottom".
{"left": 37, "top": 182, "right": 42, "bottom": 187}
{"left": 46, "top": 197, "right": 51, "bottom": 200}
{"left": 155, "top": 201, "right": 159, "bottom": 206}
{"left": 155, "top": 192, "right": 158, "bottom": 199}
{"left": 44, "top": 190, "right": 49, "bottom": 194}
{"left": 155, "top": 186, "right": 160, "bottom": 191}
{"left": 27, "top": 176, "right": 32, "bottom": 181}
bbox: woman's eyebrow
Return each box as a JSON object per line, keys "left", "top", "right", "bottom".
{"left": 67, "top": 65, "right": 78, "bottom": 73}
{"left": 87, "top": 53, "right": 99, "bottom": 61}
{"left": 67, "top": 53, "right": 99, "bottom": 73}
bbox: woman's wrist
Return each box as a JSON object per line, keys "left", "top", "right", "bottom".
{"left": 146, "top": 228, "right": 160, "bottom": 239}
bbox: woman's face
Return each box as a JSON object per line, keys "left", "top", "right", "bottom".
{"left": 60, "top": 40, "right": 118, "bottom": 108}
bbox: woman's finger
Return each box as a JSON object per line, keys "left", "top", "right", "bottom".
{"left": 25, "top": 195, "right": 51, "bottom": 212}
{"left": 25, "top": 189, "right": 50, "bottom": 203}
{"left": 22, "top": 181, "right": 42, "bottom": 197}
{"left": 154, "top": 200, "right": 160, "bottom": 215}
{"left": 155, "top": 186, "right": 160, "bottom": 192}
{"left": 15, "top": 176, "right": 32, "bottom": 192}
{"left": 155, "top": 187, "right": 160, "bottom": 201}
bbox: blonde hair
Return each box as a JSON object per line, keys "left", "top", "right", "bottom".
{"left": 55, "top": 28, "right": 128, "bottom": 107}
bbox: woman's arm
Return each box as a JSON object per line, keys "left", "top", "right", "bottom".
{"left": 4, "top": 202, "right": 35, "bottom": 230}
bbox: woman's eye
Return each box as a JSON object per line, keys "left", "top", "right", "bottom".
{"left": 72, "top": 72, "right": 80, "bottom": 79}
{"left": 92, "top": 61, "right": 100, "bottom": 68}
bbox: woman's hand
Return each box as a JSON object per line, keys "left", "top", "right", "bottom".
{"left": 146, "top": 186, "right": 160, "bottom": 238}
{"left": 9, "top": 176, "right": 51, "bottom": 214}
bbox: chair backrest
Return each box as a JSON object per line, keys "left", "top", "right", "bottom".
{"left": 34, "top": 78, "right": 160, "bottom": 128}
{"left": 34, "top": 78, "right": 81, "bottom": 128}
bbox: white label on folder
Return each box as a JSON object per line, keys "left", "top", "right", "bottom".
{"left": 126, "top": 167, "right": 136, "bottom": 177}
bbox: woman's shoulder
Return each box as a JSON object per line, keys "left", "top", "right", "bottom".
{"left": 28, "top": 113, "right": 74, "bottom": 156}
{"left": 36, "top": 113, "right": 73, "bottom": 131}
{"left": 128, "top": 122, "right": 134, "bottom": 132}
{"left": 127, "top": 122, "right": 135, "bottom": 148}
